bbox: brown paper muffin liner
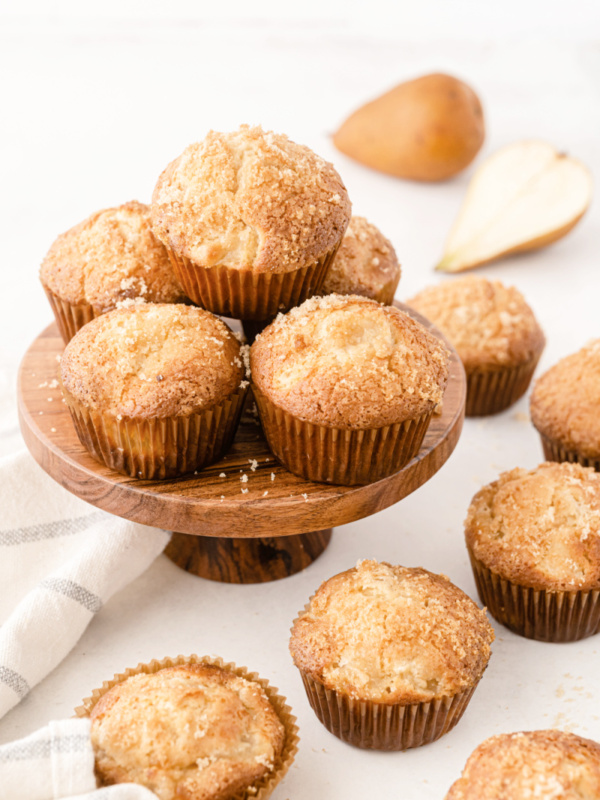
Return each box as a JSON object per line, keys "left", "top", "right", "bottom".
{"left": 62, "top": 384, "right": 247, "bottom": 480}
{"left": 253, "top": 385, "right": 433, "bottom": 485}
{"left": 42, "top": 284, "right": 96, "bottom": 344}
{"left": 465, "top": 353, "right": 541, "bottom": 417}
{"left": 75, "top": 654, "right": 299, "bottom": 800}
{"left": 538, "top": 433, "right": 600, "bottom": 473}
{"left": 468, "top": 549, "right": 600, "bottom": 642}
{"left": 165, "top": 244, "right": 339, "bottom": 321}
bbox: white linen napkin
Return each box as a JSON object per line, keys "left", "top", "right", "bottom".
{"left": 0, "top": 450, "right": 171, "bottom": 720}
{"left": 0, "top": 718, "right": 158, "bottom": 799}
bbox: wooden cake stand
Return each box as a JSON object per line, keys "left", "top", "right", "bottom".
{"left": 17, "top": 304, "right": 466, "bottom": 584}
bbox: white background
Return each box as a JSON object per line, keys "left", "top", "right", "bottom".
{"left": 1, "top": 1, "right": 600, "bottom": 798}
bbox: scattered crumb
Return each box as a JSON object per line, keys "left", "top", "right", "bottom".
{"left": 302, "top": 493, "right": 308, "bottom": 501}
{"left": 219, "top": 472, "right": 226, "bottom": 478}
{"left": 271, "top": 473, "right": 276, "bottom": 481}
{"left": 39, "top": 411, "right": 43, "bottom": 415}
{"left": 47, "top": 397, "right": 53, "bottom": 402}
{"left": 55, "top": 355, "right": 61, "bottom": 363}
{"left": 241, "top": 487, "right": 249, "bottom": 494}
{"left": 220, "top": 496, "right": 225, "bottom": 502}
{"left": 265, "top": 457, "right": 270, "bottom": 462}
{"left": 263, "top": 491, "right": 269, "bottom": 497}
{"left": 50, "top": 427, "right": 56, "bottom": 433}
{"left": 241, "top": 474, "right": 248, "bottom": 483}
{"left": 249, "top": 459, "right": 258, "bottom": 471}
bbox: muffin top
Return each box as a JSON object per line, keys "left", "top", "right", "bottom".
{"left": 289, "top": 560, "right": 494, "bottom": 704}
{"left": 445, "top": 730, "right": 600, "bottom": 800}
{"left": 61, "top": 304, "right": 245, "bottom": 418}
{"left": 465, "top": 462, "right": 600, "bottom": 592}
{"left": 250, "top": 294, "right": 449, "bottom": 429}
{"left": 39, "top": 201, "right": 185, "bottom": 311}
{"left": 151, "top": 125, "right": 351, "bottom": 274}
{"left": 531, "top": 340, "right": 600, "bottom": 458}
{"left": 90, "top": 663, "right": 285, "bottom": 800}
{"left": 321, "top": 215, "right": 401, "bottom": 301}
{"left": 406, "top": 276, "right": 545, "bottom": 370}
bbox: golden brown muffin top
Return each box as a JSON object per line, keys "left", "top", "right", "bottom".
{"left": 250, "top": 294, "right": 449, "bottom": 429}
{"left": 289, "top": 560, "right": 494, "bottom": 704}
{"left": 151, "top": 125, "right": 351, "bottom": 274}
{"left": 61, "top": 304, "right": 245, "bottom": 418}
{"left": 39, "top": 201, "right": 185, "bottom": 310}
{"left": 90, "top": 664, "right": 285, "bottom": 800}
{"left": 406, "top": 276, "right": 545, "bottom": 370}
{"left": 445, "top": 730, "right": 600, "bottom": 800}
{"left": 465, "top": 462, "right": 600, "bottom": 592}
{"left": 531, "top": 340, "right": 600, "bottom": 458}
{"left": 321, "top": 215, "right": 401, "bottom": 300}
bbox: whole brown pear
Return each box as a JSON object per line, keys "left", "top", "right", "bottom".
{"left": 333, "top": 73, "right": 485, "bottom": 182}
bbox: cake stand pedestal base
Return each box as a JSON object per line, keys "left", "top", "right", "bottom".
{"left": 165, "top": 529, "right": 333, "bottom": 583}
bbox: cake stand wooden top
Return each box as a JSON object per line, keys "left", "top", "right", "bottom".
{"left": 17, "top": 305, "right": 466, "bottom": 538}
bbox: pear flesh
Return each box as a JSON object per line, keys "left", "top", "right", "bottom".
{"left": 437, "top": 141, "right": 592, "bottom": 272}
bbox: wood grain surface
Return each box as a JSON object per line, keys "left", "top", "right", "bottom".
{"left": 17, "top": 304, "right": 466, "bottom": 542}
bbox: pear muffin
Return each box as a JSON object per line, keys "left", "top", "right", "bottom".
{"left": 250, "top": 294, "right": 449, "bottom": 485}
{"left": 78, "top": 656, "right": 298, "bottom": 800}
{"left": 530, "top": 340, "right": 600, "bottom": 471}
{"left": 445, "top": 729, "right": 600, "bottom": 800}
{"left": 407, "top": 276, "right": 545, "bottom": 416}
{"left": 151, "top": 125, "right": 351, "bottom": 320}
{"left": 321, "top": 215, "right": 401, "bottom": 304}
{"left": 60, "top": 304, "right": 248, "bottom": 479}
{"left": 290, "top": 560, "right": 494, "bottom": 750}
{"left": 40, "top": 201, "right": 186, "bottom": 343}
{"left": 465, "top": 461, "right": 600, "bottom": 641}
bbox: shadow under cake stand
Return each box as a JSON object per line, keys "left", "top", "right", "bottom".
{"left": 17, "top": 304, "right": 466, "bottom": 584}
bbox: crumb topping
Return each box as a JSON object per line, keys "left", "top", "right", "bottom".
{"left": 289, "top": 560, "right": 494, "bottom": 704}
{"left": 250, "top": 294, "right": 449, "bottom": 428}
{"left": 322, "top": 216, "right": 401, "bottom": 300}
{"left": 466, "top": 462, "right": 600, "bottom": 591}
{"left": 406, "top": 276, "right": 545, "bottom": 369}
{"left": 445, "top": 730, "right": 600, "bottom": 800}
{"left": 151, "top": 125, "right": 351, "bottom": 274}
{"left": 60, "top": 304, "right": 244, "bottom": 418}
{"left": 531, "top": 340, "right": 600, "bottom": 458}
{"left": 90, "top": 664, "right": 285, "bottom": 800}
{"left": 40, "top": 201, "right": 186, "bottom": 310}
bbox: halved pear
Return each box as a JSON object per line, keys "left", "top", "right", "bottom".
{"left": 436, "top": 141, "right": 592, "bottom": 272}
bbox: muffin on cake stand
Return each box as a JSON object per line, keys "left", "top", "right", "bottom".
{"left": 17, "top": 303, "right": 466, "bottom": 584}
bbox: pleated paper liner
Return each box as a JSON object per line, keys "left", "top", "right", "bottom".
{"left": 298, "top": 670, "right": 479, "bottom": 750}
{"left": 62, "top": 383, "right": 248, "bottom": 480}
{"left": 538, "top": 433, "right": 600, "bottom": 473}
{"left": 165, "top": 244, "right": 339, "bottom": 321}
{"left": 253, "top": 385, "right": 433, "bottom": 485}
{"left": 42, "top": 284, "right": 96, "bottom": 344}
{"left": 465, "top": 353, "right": 541, "bottom": 417}
{"left": 74, "top": 654, "right": 299, "bottom": 800}
{"left": 468, "top": 549, "right": 600, "bottom": 642}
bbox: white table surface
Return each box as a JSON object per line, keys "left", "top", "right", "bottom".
{"left": 1, "top": 3, "right": 600, "bottom": 798}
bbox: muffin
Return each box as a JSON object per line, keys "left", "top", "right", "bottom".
{"left": 250, "top": 294, "right": 449, "bottom": 485}
{"left": 40, "top": 201, "right": 186, "bottom": 343}
{"left": 465, "top": 461, "right": 600, "bottom": 642}
{"left": 445, "top": 729, "right": 600, "bottom": 799}
{"left": 321, "top": 215, "right": 401, "bottom": 304}
{"left": 289, "top": 560, "right": 494, "bottom": 750}
{"left": 406, "top": 276, "right": 545, "bottom": 416}
{"left": 76, "top": 655, "right": 299, "bottom": 800}
{"left": 60, "top": 304, "right": 248, "bottom": 479}
{"left": 530, "top": 340, "right": 600, "bottom": 471}
{"left": 151, "top": 124, "right": 351, "bottom": 320}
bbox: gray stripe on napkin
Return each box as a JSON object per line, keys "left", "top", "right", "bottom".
{"left": 0, "top": 512, "right": 104, "bottom": 546}
{"left": 0, "top": 666, "right": 30, "bottom": 699}
{"left": 40, "top": 578, "right": 103, "bottom": 613}
{"left": 0, "top": 734, "right": 90, "bottom": 762}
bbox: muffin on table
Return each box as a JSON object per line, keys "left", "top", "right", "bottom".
{"left": 321, "top": 215, "right": 401, "bottom": 304}
{"left": 60, "top": 304, "right": 248, "bottom": 480}
{"left": 250, "top": 294, "right": 449, "bottom": 485}
{"left": 406, "top": 276, "right": 545, "bottom": 416}
{"left": 530, "top": 339, "right": 600, "bottom": 471}
{"left": 39, "top": 201, "right": 186, "bottom": 343}
{"left": 465, "top": 461, "right": 600, "bottom": 642}
{"left": 77, "top": 655, "right": 298, "bottom": 800}
{"left": 151, "top": 124, "right": 351, "bottom": 321}
{"left": 289, "top": 560, "right": 494, "bottom": 750}
{"left": 445, "top": 729, "right": 600, "bottom": 799}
